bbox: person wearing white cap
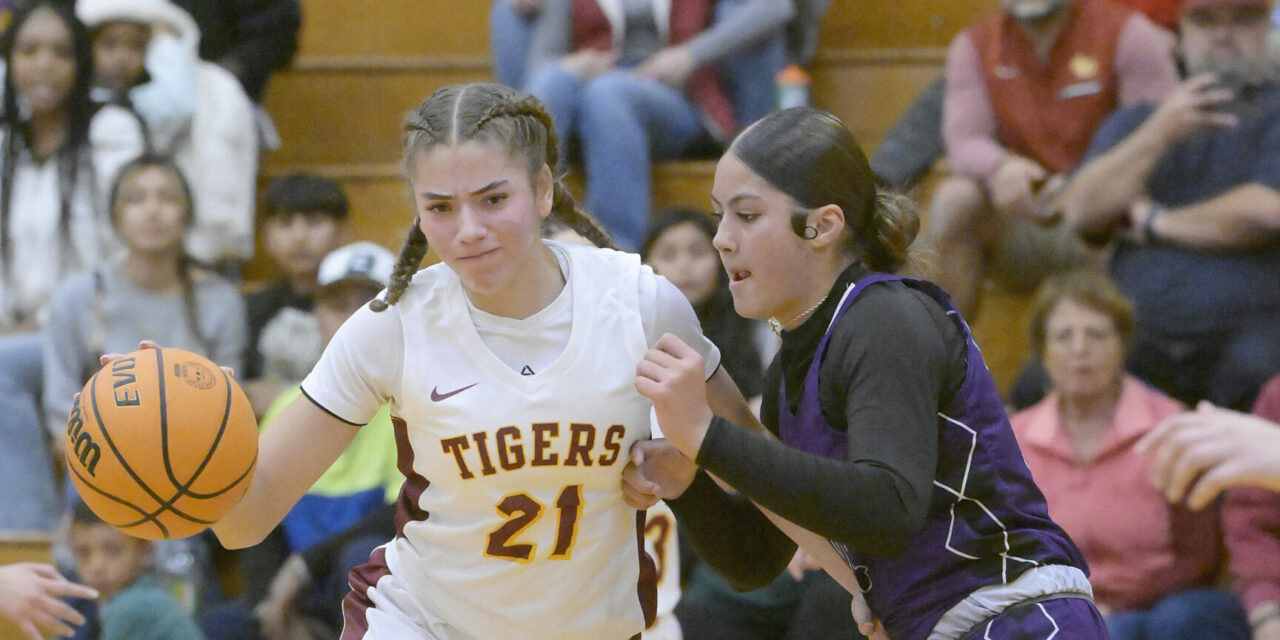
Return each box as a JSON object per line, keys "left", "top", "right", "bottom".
{"left": 77, "top": 0, "right": 258, "bottom": 270}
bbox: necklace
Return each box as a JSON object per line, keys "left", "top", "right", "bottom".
{"left": 768, "top": 294, "right": 829, "bottom": 335}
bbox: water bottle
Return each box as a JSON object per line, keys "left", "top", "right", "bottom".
{"left": 776, "top": 64, "right": 812, "bottom": 110}
{"left": 154, "top": 537, "right": 200, "bottom": 613}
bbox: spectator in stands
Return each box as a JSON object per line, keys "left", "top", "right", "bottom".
{"left": 77, "top": 0, "right": 259, "bottom": 272}
{"left": 495, "top": 0, "right": 793, "bottom": 130}
{"left": 785, "top": 0, "right": 831, "bottom": 66}
{"left": 1058, "top": 0, "right": 1280, "bottom": 411}
{"left": 0, "top": 0, "right": 145, "bottom": 532}
{"left": 522, "top": 0, "right": 793, "bottom": 250}
{"left": 1010, "top": 270, "right": 1251, "bottom": 639}
{"left": 918, "top": 0, "right": 1177, "bottom": 317}
{"left": 201, "top": 242, "right": 401, "bottom": 640}
{"left": 242, "top": 173, "right": 347, "bottom": 414}
{"left": 490, "top": 0, "right": 545, "bottom": 90}
{"left": 0, "top": 562, "right": 97, "bottom": 640}
{"left": 42, "top": 153, "right": 246, "bottom": 458}
{"left": 168, "top": 0, "right": 299, "bottom": 104}
{"left": 67, "top": 500, "right": 204, "bottom": 640}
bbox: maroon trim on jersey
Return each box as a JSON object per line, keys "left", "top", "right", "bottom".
{"left": 340, "top": 546, "right": 390, "bottom": 639}
{"left": 392, "top": 417, "right": 431, "bottom": 535}
{"left": 635, "top": 510, "right": 658, "bottom": 629}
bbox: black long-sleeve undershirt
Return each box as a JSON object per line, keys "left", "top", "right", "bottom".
{"left": 669, "top": 265, "right": 967, "bottom": 587}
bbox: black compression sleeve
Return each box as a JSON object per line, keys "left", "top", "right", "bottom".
{"left": 666, "top": 471, "right": 796, "bottom": 590}
{"left": 697, "top": 286, "right": 958, "bottom": 556}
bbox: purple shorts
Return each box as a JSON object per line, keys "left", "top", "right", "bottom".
{"left": 960, "top": 596, "right": 1110, "bottom": 640}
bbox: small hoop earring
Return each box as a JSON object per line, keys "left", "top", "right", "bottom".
{"left": 802, "top": 225, "right": 818, "bottom": 240}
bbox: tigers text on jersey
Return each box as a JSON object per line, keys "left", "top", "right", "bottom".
{"left": 303, "top": 242, "right": 719, "bottom": 639}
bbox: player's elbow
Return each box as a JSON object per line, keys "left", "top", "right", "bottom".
{"left": 213, "top": 523, "right": 270, "bottom": 549}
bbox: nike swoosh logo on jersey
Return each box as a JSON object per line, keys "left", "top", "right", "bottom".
{"left": 430, "top": 383, "right": 479, "bottom": 402}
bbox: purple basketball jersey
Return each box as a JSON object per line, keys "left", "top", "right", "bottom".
{"left": 779, "top": 273, "right": 1086, "bottom": 640}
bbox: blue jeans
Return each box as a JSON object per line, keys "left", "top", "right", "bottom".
{"left": 0, "top": 332, "right": 59, "bottom": 530}
{"left": 526, "top": 66, "right": 705, "bottom": 251}
{"left": 714, "top": 0, "right": 788, "bottom": 126}
{"left": 1106, "top": 588, "right": 1249, "bottom": 640}
{"left": 489, "top": 0, "right": 538, "bottom": 89}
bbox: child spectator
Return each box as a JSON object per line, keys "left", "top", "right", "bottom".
{"left": 0, "top": 0, "right": 144, "bottom": 532}
{"left": 67, "top": 500, "right": 203, "bottom": 640}
{"left": 77, "top": 0, "right": 259, "bottom": 270}
{"left": 243, "top": 173, "right": 347, "bottom": 413}
{"left": 42, "top": 153, "right": 246, "bottom": 455}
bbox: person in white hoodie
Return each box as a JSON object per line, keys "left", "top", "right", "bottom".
{"left": 77, "top": 0, "right": 258, "bottom": 272}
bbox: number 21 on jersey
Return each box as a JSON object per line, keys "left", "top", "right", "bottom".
{"left": 485, "top": 485, "right": 583, "bottom": 562}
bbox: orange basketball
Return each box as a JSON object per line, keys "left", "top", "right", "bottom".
{"left": 65, "top": 347, "right": 258, "bottom": 540}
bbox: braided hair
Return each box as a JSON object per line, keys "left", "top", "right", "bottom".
{"left": 108, "top": 153, "right": 212, "bottom": 356}
{"left": 371, "top": 83, "right": 615, "bottom": 312}
{"left": 0, "top": 1, "right": 97, "bottom": 317}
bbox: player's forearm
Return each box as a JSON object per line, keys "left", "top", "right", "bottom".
{"left": 1061, "top": 123, "right": 1170, "bottom": 236}
{"left": 1149, "top": 184, "right": 1280, "bottom": 249}
{"left": 667, "top": 471, "right": 795, "bottom": 590}
{"left": 214, "top": 396, "right": 358, "bottom": 547}
{"left": 697, "top": 416, "right": 925, "bottom": 556}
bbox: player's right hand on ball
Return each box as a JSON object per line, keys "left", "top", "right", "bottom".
{"left": 622, "top": 439, "right": 697, "bottom": 508}
{"left": 99, "top": 340, "right": 236, "bottom": 377}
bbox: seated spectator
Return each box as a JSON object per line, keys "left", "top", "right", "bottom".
{"left": 168, "top": 0, "right": 300, "bottom": 104}
{"left": 523, "top": 0, "right": 793, "bottom": 250}
{"left": 1010, "top": 270, "right": 1250, "bottom": 639}
{"left": 495, "top": 0, "right": 792, "bottom": 132}
{"left": 0, "top": 0, "right": 145, "bottom": 532}
{"left": 42, "top": 153, "right": 246, "bottom": 462}
{"left": 1058, "top": 0, "right": 1280, "bottom": 410}
{"left": 242, "top": 173, "right": 347, "bottom": 414}
{"left": 919, "top": 0, "right": 1176, "bottom": 317}
{"left": 202, "top": 242, "right": 401, "bottom": 640}
{"left": 490, "top": 0, "right": 546, "bottom": 89}
{"left": 785, "top": 0, "right": 831, "bottom": 66}
{"left": 78, "top": 0, "right": 260, "bottom": 271}
{"left": 66, "top": 500, "right": 203, "bottom": 640}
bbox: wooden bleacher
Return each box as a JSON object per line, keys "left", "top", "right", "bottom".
{"left": 252, "top": 0, "right": 1031, "bottom": 392}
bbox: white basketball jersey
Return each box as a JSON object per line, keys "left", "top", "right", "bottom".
{"left": 315, "top": 245, "right": 661, "bottom": 639}
{"left": 642, "top": 501, "right": 683, "bottom": 640}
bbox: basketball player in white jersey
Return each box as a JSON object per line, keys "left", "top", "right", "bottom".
{"left": 182, "top": 82, "right": 760, "bottom": 640}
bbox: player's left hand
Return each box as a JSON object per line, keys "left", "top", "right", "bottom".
{"left": 635, "top": 334, "right": 714, "bottom": 459}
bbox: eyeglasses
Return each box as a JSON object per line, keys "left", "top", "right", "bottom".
{"left": 1185, "top": 7, "right": 1269, "bottom": 29}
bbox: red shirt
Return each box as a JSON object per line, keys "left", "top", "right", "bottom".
{"left": 1114, "top": 0, "right": 1180, "bottom": 30}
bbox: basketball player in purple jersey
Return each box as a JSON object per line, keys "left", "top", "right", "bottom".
{"left": 631, "top": 107, "right": 1109, "bottom": 640}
